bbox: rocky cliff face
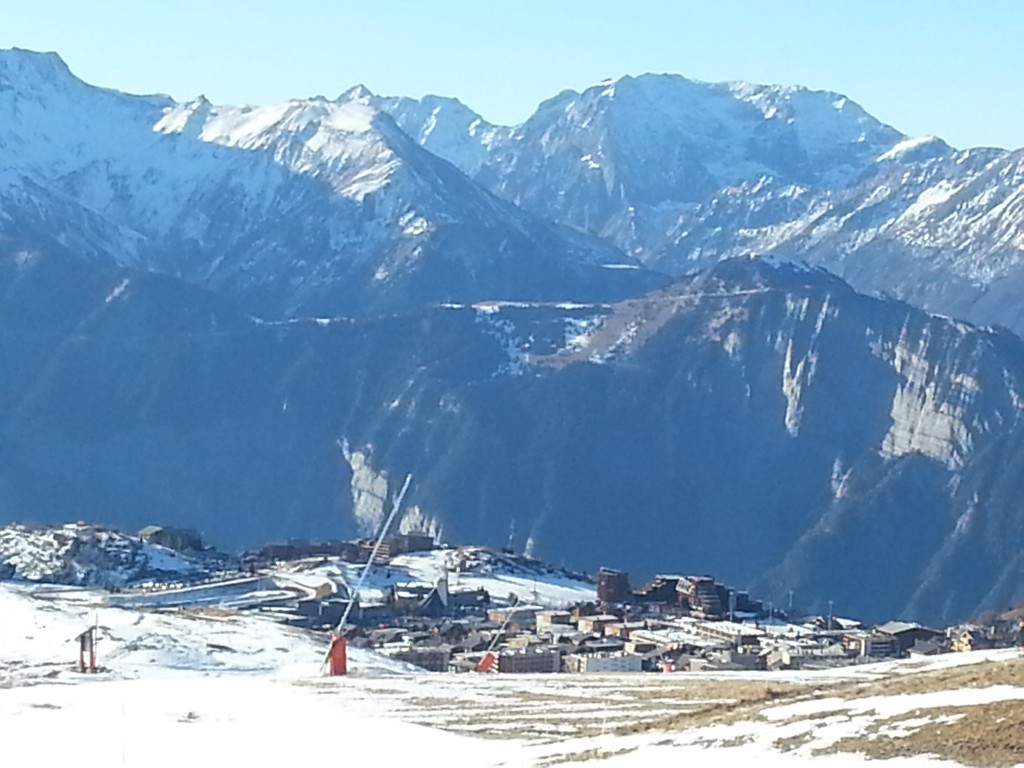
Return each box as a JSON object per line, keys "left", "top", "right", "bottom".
{"left": 3, "top": 238, "right": 1023, "bottom": 624}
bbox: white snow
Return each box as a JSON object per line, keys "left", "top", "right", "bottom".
{"left": 0, "top": 677, "right": 493, "bottom": 768}
{"left": 876, "top": 135, "right": 940, "bottom": 162}
{"left": 2, "top": 578, "right": 1021, "bottom": 767}
{"left": 295, "top": 547, "right": 596, "bottom": 609}
{"left": 0, "top": 523, "right": 201, "bottom": 586}
{"left": 0, "top": 581, "right": 410, "bottom": 686}
{"left": 900, "top": 179, "right": 961, "bottom": 219}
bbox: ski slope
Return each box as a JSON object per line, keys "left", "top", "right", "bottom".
{"left": 0, "top": 582, "right": 411, "bottom": 686}
{"left": 2, "top": 580, "right": 1022, "bottom": 767}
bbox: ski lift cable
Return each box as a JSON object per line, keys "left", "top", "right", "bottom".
{"left": 334, "top": 472, "right": 413, "bottom": 635}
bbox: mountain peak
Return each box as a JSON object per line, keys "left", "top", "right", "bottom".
{"left": 0, "top": 47, "right": 75, "bottom": 88}
{"left": 338, "top": 84, "right": 374, "bottom": 103}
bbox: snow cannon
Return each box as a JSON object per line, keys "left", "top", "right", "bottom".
{"left": 327, "top": 634, "right": 348, "bottom": 676}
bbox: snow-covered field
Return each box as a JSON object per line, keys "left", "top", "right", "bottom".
{"left": 282, "top": 546, "right": 598, "bottom": 608}
{"left": 2, "top": 581, "right": 1022, "bottom": 767}
{"left": 0, "top": 523, "right": 202, "bottom": 586}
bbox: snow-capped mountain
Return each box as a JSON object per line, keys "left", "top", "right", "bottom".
{"left": 365, "top": 89, "right": 511, "bottom": 177}
{"left": 663, "top": 147, "right": 1024, "bottom": 333}
{"left": 377, "top": 73, "right": 906, "bottom": 245}
{"left": 0, "top": 49, "right": 658, "bottom": 318}
{"left": 6, "top": 49, "right": 1024, "bottom": 330}
{"left": 374, "top": 74, "right": 1024, "bottom": 335}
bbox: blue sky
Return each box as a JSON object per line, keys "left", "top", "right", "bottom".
{"left": 2, "top": 0, "right": 1022, "bottom": 149}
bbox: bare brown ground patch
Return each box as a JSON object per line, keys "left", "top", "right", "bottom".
{"left": 296, "top": 656, "right": 1024, "bottom": 758}
{"left": 174, "top": 606, "right": 240, "bottom": 618}
{"left": 774, "top": 731, "right": 816, "bottom": 752}
{"left": 825, "top": 699, "right": 1024, "bottom": 767}
{"left": 611, "top": 683, "right": 797, "bottom": 736}
{"left": 540, "top": 747, "right": 637, "bottom": 766}
{"left": 614, "top": 657, "right": 1024, "bottom": 740}
{"left": 840, "top": 655, "right": 1024, "bottom": 698}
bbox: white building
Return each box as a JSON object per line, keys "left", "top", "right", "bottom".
{"left": 567, "top": 652, "right": 643, "bottom": 673}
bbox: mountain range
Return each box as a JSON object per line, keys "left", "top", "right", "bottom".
{"left": 375, "top": 74, "right": 1024, "bottom": 336}
{"left": 2, "top": 47, "right": 1024, "bottom": 624}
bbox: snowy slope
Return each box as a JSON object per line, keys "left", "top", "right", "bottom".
{"left": 367, "top": 89, "right": 511, "bottom": 176}
{"left": 375, "top": 73, "right": 906, "bottom": 250}
{"left": 7, "top": 47, "right": 1024, "bottom": 330}
{"left": 0, "top": 48, "right": 654, "bottom": 319}
{"left": 0, "top": 581, "right": 467, "bottom": 767}
{"left": 284, "top": 546, "right": 597, "bottom": 609}
{"left": 4, "top": 576, "right": 1022, "bottom": 768}
{"left": 0, "top": 581, "right": 413, "bottom": 686}
{"left": 0, "top": 523, "right": 201, "bottom": 586}
{"left": 644, "top": 146, "right": 1024, "bottom": 327}
{"left": 373, "top": 73, "right": 1024, "bottom": 335}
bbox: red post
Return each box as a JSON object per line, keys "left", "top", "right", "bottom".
{"left": 77, "top": 627, "right": 97, "bottom": 673}
{"left": 328, "top": 636, "right": 348, "bottom": 676}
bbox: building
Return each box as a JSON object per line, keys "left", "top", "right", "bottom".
{"left": 383, "top": 646, "right": 451, "bottom": 672}
{"left": 704, "top": 649, "right": 760, "bottom": 671}
{"left": 875, "top": 621, "right": 943, "bottom": 656}
{"left": 677, "top": 577, "right": 724, "bottom": 618}
{"left": 633, "top": 575, "right": 683, "bottom": 604}
{"left": 760, "top": 640, "right": 849, "bottom": 669}
{"left": 691, "top": 620, "right": 765, "bottom": 648}
{"left": 675, "top": 577, "right": 764, "bottom": 619}
{"left": 295, "top": 597, "right": 349, "bottom": 628}
{"left": 624, "top": 639, "right": 658, "bottom": 655}
{"left": 604, "top": 621, "right": 646, "bottom": 639}
{"left": 495, "top": 648, "right": 561, "bottom": 674}
{"left": 487, "top": 606, "right": 537, "bottom": 630}
{"left": 843, "top": 631, "right": 896, "bottom": 658}
{"left": 506, "top": 634, "right": 547, "bottom": 650}
{"left": 446, "top": 587, "right": 491, "bottom": 610}
{"left": 951, "top": 628, "right": 993, "bottom": 653}
{"left": 577, "top": 614, "right": 619, "bottom": 635}
{"left": 629, "top": 625, "right": 717, "bottom": 652}
{"left": 536, "top": 610, "right": 573, "bottom": 634}
{"left": 908, "top": 639, "right": 942, "bottom": 657}
{"left": 597, "top": 568, "right": 631, "bottom": 604}
{"left": 581, "top": 637, "right": 626, "bottom": 654}
{"left": 565, "top": 652, "right": 643, "bottom": 673}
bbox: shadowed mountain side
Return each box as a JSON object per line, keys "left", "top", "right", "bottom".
{"left": 2, "top": 245, "right": 1023, "bottom": 624}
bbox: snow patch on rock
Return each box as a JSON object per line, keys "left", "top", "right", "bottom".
{"left": 879, "top": 337, "right": 978, "bottom": 469}
{"left": 340, "top": 440, "right": 390, "bottom": 535}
